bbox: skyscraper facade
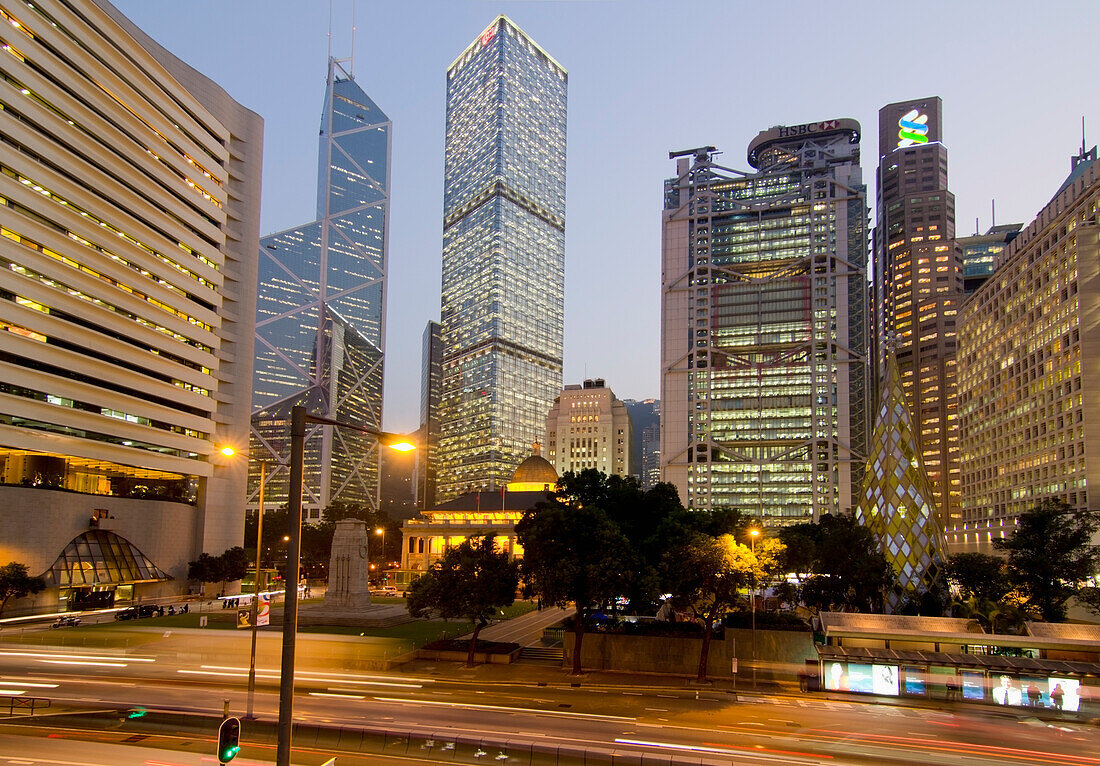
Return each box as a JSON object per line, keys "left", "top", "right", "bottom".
{"left": 416, "top": 320, "right": 442, "bottom": 510}
{"left": 545, "top": 379, "right": 632, "bottom": 478}
{"left": 623, "top": 398, "right": 660, "bottom": 489}
{"left": 873, "top": 97, "right": 962, "bottom": 530}
{"left": 436, "top": 16, "right": 567, "bottom": 501}
{"left": 251, "top": 59, "right": 390, "bottom": 520}
{"left": 0, "top": 0, "right": 261, "bottom": 610}
{"left": 959, "top": 223, "right": 1022, "bottom": 296}
{"left": 661, "top": 121, "right": 870, "bottom": 524}
{"left": 954, "top": 145, "right": 1100, "bottom": 552}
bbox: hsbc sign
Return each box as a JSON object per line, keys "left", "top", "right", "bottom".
{"left": 776, "top": 120, "right": 840, "bottom": 138}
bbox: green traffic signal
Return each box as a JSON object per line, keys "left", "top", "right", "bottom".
{"left": 217, "top": 716, "right": 241, "bottom": 763}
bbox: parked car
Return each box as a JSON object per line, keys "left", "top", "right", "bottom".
{"left": 371, "top": 585, "right": 398, "bottom": 597}
{"left": 137, "top": 604, "right": 159, "bottom": 618}
{"left": 115, "top": 607, "right": 139, "bottom": 620}
{"left": 52, "top": 615, "right": 81, "bottom": 628}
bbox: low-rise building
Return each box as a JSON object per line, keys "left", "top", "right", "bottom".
{"left": 394, "top": 447, "right": 558, "bottom": 590}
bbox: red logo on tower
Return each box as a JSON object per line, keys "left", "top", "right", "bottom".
{"left": 480, "top": 24, "right": 496, "bottom": 47}
{"left": 819, "top": 120, "right": 838, "bottom": 130}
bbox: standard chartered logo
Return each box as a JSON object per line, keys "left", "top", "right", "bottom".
{"left": 897, "top": 109, "right": 929, "bottom": 148}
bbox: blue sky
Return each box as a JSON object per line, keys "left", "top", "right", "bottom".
{"left": 111, "top": 0, "right": 1100, "bottom": 434}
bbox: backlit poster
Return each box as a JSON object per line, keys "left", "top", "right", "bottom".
{"left": 961, "top": 671, "right": 985, "bottom": 701}
{"left": 1047, "top": 677, "right": 1080, "bottom": 712}
{"left": 847, "top": 663, "right": 875, "bottom": 694}
{"left": 992, "top": 674, "right": 1023, "bottom": 706}
{"left": 902, "top": 667, "right": 926, "bottom": 696}
{"left": 873, "top": 665, "right": 900, "bottom": 696}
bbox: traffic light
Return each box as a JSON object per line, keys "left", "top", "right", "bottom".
{"left": 217, "top": 716, "right": 241, "bottom": 764}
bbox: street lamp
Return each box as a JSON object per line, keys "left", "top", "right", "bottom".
{"left": 276, "top": 405, "right": 414, "bottom": 766}
{"left": 749, "top": 527, "right": 760, "bottom": 689}
{"left": 375, "top": 527, "right": 385, "bottom": 574}
{"left": 218, "top": 447, "right": 280, "bottom": 721}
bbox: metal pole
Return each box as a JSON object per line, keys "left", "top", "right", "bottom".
{"left": 247, "top": 460, "right": 265, "bottom": 720}
{"left": 276, "top": 406, "right": 306, "bottom": 766}
{"left": 750, "top": 534, "right": 757, "bottom": 690}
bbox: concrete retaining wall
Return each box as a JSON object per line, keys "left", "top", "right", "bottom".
{"left": 563, "top": 627, "right": 816, "bottom": 680}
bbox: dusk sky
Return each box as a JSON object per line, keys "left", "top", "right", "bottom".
{"left": 112, "top": 0, "right": 1100, "bottom": 434}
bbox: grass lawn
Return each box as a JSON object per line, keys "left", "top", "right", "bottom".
{"left": 16, "top": 599, "right": 539, "bottom": 648}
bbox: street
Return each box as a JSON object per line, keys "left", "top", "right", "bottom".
{"left": 0, "top": 634, "right": 1097, "bottom": 765}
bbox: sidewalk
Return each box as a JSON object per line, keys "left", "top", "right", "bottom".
{"left": 476, "top": 605, "right": 573, "bottom": 645}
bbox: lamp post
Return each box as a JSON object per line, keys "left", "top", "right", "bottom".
{"left": 246, "top": 459, "right": 268, "bottom": 720}
{"left": 375, "top": 527, "right": 385, "bottom": 580}
{"left": 275, "top": 405, "right": 413, "bottom": 766}
{"left": 218, "top": 447, "right": 274, "bottom": 721}
{"left": 749, "top": 527, "right": 760, "bottom": 689}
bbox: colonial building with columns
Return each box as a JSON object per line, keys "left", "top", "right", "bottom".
{"left": 393, "top": 447, "right": 558, "bottom": 590}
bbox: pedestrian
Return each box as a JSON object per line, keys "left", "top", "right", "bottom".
{"left": 1051, "top": 683, "right": 1065, "bottom": 711}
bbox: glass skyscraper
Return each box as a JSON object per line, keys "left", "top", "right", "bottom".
{"left": 251, "top": 58, "right": 390, "bottom": 519}
{"left": 661, "top": 122, "right": 870, "bottom": 523}
{"left": 436, "top": 16, "right": 567, "bottom": 501}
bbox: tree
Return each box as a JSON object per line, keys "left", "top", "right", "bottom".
{"left": 798, "top": 514, "right": 894, "bottom": 613}
{"left": 406, "top": 534, "right": 519, "bottom": 666}
{"left": 946, "top": 552, "right": 1011, "bottom": 604}
{"left": 661, "top": 533, "right": 784, "bottom": 683}
{"left": 993, "top": 499, "right": 1100, "bottom": 622}
{"left": 188, "top": 547, "right": 251, "bottom": 594}
{"left": 517, "top": 493, "right": 633, "bottom": 675}
{"left": 0, "top": 562, "right": 45, "bottom": 618}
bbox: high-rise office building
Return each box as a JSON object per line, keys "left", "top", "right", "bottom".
{"left": 545, "top": 379, "right": 632, "bottom": 477}
{"left": 436, "top": 16, "right": 567, "bottom": 502}
{"left": 873, "top": 97, "right": 962, "bottom": 530}
{"left": 661, "top": 121, "right": 870, "bottom": 523}
{"left": 623, "top": 398, "right": 660, "bottom": 489}
{"left": 416, "top": 320, "right": 442, "bottom": 510}
{"left": 251, "top": 59, "right": 390, "bottom": 520}
{"left": 959, "top": 223, "right": 1022, "bottom": 295}
{"left": 954, "top": 144, "right": 1100, "bottom": 552}
{"left": 0, "top": 0, "right": 261, "bottom": 611}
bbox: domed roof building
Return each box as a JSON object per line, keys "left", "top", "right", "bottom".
{"left": 507, "top": 444, "right": 558, "bottom": 492}
{"left": 395, "top": 446, "right": 558, "bottom": 584}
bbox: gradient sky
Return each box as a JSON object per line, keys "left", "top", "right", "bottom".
{"left": 111, "top": 0, "right": 1100, "bottom": 434}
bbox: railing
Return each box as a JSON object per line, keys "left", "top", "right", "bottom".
{"left": 2, "top": 696, "right": 50, "bottom": 716}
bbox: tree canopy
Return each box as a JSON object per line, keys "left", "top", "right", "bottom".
{"left": 993, "top": 499, "right": 1100, "bottom": 622}
{"left": 0, "top": 562, "right": 45, "bottom": 618}
{"left": 187, "top": 547, "right": 250, "bottom": 591}
{"left": 406, "top": 533, "right": 518, "bottom": 666}
{"left": 516, "top": 471, "right": 636, "bottom": 674}
{"left": 787, "top": 514, "right": 895, "bottom": 613}
{"left": 946, "top": 552, "right": 1011, "bottom": 604}
{"left": 662, "top": 532, "right": 784, "bottom": 682}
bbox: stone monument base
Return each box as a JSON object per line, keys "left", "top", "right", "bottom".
{"left": 294, "top": 601, "right": 411, "bottom": 629}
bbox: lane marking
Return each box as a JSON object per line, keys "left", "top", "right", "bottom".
{"left": 372, "top": 696, "right": 634, "bottom": 722}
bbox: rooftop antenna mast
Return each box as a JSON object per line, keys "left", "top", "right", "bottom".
{"left": 1084, "top": 116, "right": 1088, "bottom": 156}
{"left": 991, "top": 199, "right": 996, "bottom": 228}
{"left": 351, "top": 0, "right": 357, "bottom": 77}
{"left": 327, "top": 0, "right": 333, "bottom": 61}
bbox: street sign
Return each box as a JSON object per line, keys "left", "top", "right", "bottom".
{"left": 257, "top": 595, "right": 270, "bottom": 627}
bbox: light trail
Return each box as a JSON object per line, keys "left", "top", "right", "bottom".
{"left": 373, "top": 696, "right": 635, "bottom": 722}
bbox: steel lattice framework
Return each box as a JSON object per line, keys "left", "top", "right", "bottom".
{"left": 661, "top": 129, "right": 870, "bottom": 523}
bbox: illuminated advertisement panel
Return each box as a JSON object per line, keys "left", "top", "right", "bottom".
{"left": 873, "top": 665, "right": 900, "bottom": 696}
{"left": 992, "top": 674, "right": 1024, "bottom": 706}
{"left": 902, "top": 666, "right": 926, "bottom": 696}
{"left": 847, "top": 664, "right": 875, "bottom": 694}
{"left": 1048, "top": 677, "right": 1080, "bottom": 712}
{"left": 961, "top": 671, "right": 985, "bottom": 701}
